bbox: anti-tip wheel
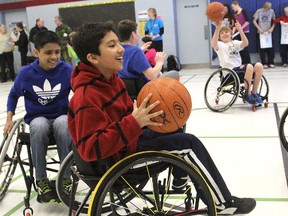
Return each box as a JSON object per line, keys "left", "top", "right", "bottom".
{"left": 264, "top": 102, "right": 268, "bottom": 108}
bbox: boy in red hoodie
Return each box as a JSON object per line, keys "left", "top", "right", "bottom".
{"left": 68, "top": 22, "right": 256, "bottom": 215}
{"left": 275, "top": 6, "right": 288, "bottom": 67}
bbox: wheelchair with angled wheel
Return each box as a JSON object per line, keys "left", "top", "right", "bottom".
{"left": 204, "top": 68, "right": 269, "bottom": 112}
{"left": 56, "top": 144, "right": 217, "bottom": 216}
{"left": 0, "top": 118, "right": 61, "bottom": 216}
{"left": 279, "top": 107, "right": 288, "bottom": 153}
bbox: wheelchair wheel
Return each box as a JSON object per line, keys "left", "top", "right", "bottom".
{"left": 0, "top": 118, "right": 26, "bottom": 200}
{"left": 258, "top": 75, "right": 269, "bottom": 107}
{"left": 204, "top": 68, "right": 240, "bottom": 112}
{"left": 88, "top": 151, "right": 216, "bottom": 216}
{"left": 56, "top": 151, "right": 90, "bottom": 213}
{"left": 279, "top": 107, "right": 288, "bottom": 152}
{"left": 56, "top": 152, "right": 147, "bottom": 214}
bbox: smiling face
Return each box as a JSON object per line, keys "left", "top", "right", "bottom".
{"left": 34, "top": 43, "right": 61, "bottom": 71}
{"left": 89, "top": 31, "right": 124, "bottom": 78}
{"left": 219, "top": 28, "right": 232, "bottom": 43}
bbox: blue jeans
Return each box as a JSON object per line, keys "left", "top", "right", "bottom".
{"left": 29, "top": 115, "right": 72, "bottom": 180}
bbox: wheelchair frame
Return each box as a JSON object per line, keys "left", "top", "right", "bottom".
{"left": 204, "top": 68, "right": 269, "bottom": 112}
{"left": 0, "top": 118, "right": 60, "bottom": 216}
{"left": 56, "top": 150, "right": 217, "bottom": 216}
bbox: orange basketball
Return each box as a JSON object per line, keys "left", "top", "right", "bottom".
{"left": 137, "top": 77, "right": 192, "bottom": 133}
{"left": 206, "top": 2, "right": 225, "bottom": 22}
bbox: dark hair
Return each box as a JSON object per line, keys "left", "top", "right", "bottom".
{"left": 72, "top": 22, "right": 115, "bottom": 65}
{"left": 34, "top": 30, "right": 61, "bottom": 50}
{"left": 16, "top": 22, "right": 24, "bottom": 30}
{"left": 142, "top": 36, "right": 152, "bottom": 43}
{"left": 117, "top": 19, "right": 137, "bottom": 42}
{"left": 232, "top": 1, "right": 239, "bottom": 6}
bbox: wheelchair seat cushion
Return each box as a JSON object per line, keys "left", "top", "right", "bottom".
{"left": 18, "top": 132, "right": 56, "bottom": 145}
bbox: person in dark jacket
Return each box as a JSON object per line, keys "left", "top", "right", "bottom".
{"left": 15, "top": 23, "right": 29, "bottom": 66}
{"left": 29, "top": 18, "right": 48, "bottom": 44}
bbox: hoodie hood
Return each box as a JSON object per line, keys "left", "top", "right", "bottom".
{"left": 71, "top": 62, "right": 118, "bottom": 92}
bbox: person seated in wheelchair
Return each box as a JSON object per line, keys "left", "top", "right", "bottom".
{"left": 117, "top": 19, "right": 179, "bottom": 83}
{"left": 212, "top": 20, "right": 264, "bottom": 106}
{"left": 3, "top": 31, "right": 72, "bottom": 204}
{"left": 142, "top": 36, "right": 157, "bottom": 67}
{"left": 68, "top": 22, "right": 256, "bottom": 215}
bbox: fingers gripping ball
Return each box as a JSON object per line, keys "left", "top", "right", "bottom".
{"left": 137, "top": 77, "right": 192, "bottom": 133}
{"left": 206, "top": 2, "right": 225, "bottom": 22}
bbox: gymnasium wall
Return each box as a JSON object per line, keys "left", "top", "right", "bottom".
{"left": 23, "top": 0, "right": 177, "bottom": 56}
{"left": 211, "top": 0, "right": 288, "bottom": 53}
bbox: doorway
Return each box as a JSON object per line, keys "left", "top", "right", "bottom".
{"left": 175, "top": 0, "right": 210, "bottom": 67}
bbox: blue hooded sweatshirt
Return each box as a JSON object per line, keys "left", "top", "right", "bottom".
{"left": 7, "top": 59, "right": 73, "bottom": 124}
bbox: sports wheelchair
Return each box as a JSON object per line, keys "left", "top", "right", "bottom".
{"left": 204, "top": 68, "right": 269, "bottom": 112}
{"left": 56, "top": 145, "right": 217, "bottom": 215}
{"left": 279, "top": 107, "right": 288, "bottom": 152}
{"left": 0, "top": 118, "right": 60, "bottom": 216}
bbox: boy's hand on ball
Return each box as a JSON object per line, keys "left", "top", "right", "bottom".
{"left": 214, "top": 20, "right": 222, "bottom": 28}
{"left": 132, "top": 93, "right": 163, "bottom": 128}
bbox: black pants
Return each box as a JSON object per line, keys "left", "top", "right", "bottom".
{"left": 137, "top": 129, "right": 232, "bottom": 205}
{"left": 281, "top": 45, "right": 288, "bottom": 64}
{"left": 259, "top": 48, "right": 274, "bottom": 65}
{"left": 0, "top": 51, "right": 15, "bottom": 81}
{"left": 19, "top": 49, "right": 28, "bottom": 66}
{"left": 152, "top": 40, "right": 163, "bottom": 52}
{"left": 234, "top": 33, "right": 251, "bottom": 64}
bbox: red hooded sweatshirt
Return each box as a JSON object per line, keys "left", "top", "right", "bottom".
{"left": 68, "top": 62, "right": 143, "bottom": 162}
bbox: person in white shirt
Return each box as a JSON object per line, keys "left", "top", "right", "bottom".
{"left": 211, "top": 21, "right": 264, "bottom": 106}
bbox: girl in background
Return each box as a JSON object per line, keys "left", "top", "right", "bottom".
{"left": 0, "top": 24, "right": 15, "bottom": 82}
{"left": 231, "top": 1, "right": 251, "bottom": 64}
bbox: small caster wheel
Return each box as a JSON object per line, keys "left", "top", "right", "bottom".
{"left": 215, "top": 98, "right": 219, "bottom": 105}
{"left": 264, "top": 102, "right": 268, "bottom": 108}
{"left": 252, "top": 106, "right": 256, "bottom": 112}
{"left": 23, "top": 207, "right": 33, "bottom": 216}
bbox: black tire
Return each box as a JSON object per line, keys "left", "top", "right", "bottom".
{"left": 279, "top": 107, "right": 288, "bottom": 152}
{"left": 89, "top": 151, "right": 216, "bottom": 216}
{"left": 258, "top": 75, "right": 269, "bottom": 102}
{"left": 56, "top": 151, "right": 147, "bottom": 214}
{"left": 0, "top": 119, "right": 25, "bottom": 200}
{"left": 204, "top": 68, "right": 240, "bottom": 112}
{"left": 56, "top": 151, "right": 90, "bottom": 213}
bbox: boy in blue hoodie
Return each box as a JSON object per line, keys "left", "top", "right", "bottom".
{"left": 3, "top": 30, "right": 72, "bottom": 203}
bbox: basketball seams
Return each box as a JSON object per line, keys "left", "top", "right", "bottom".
{"left": 156, "top": 80, "right": 191, "bottom": 112}
{"left": 150, "top": 82, "right": 179, "bottom": 132}
{"left": 136, "top": 78, "right": 192, "bottom": 133}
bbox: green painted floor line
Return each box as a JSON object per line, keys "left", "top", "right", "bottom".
{"left": 255, "top": 197, "right": 288, "bottom": 202}
{"left": 11, "top": 169, "right": 29, "bottom": 183}
{"left": 183, "top": 75, "right": 196, "bottom": 84}
{"left": 3, "top": 192, "right": 37, "bottom": 216}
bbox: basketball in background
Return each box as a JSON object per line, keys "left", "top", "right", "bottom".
{"left": 206, "top": 2, "right": 225, "bottom": 22}
{"left": 137, "top": 77, "right": 192, "bottom": 133}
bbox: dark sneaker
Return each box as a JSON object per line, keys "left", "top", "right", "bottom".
{"left": 36, "top": 178, "right": 58, "bottom": 203}
{"left": 217, "top": 196, "right": 256, "bottom": 215}
{"left": 63, "top": 178, "right": 72, "bottom": 194}
{"left": 252, "top": 93, "right": 263, "bottom": 105}
{"left": 172, "top": 176, "right": 189, "bottom": 191}
{"left": 244, "top": 94, "right": 256, "bottom": 105}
